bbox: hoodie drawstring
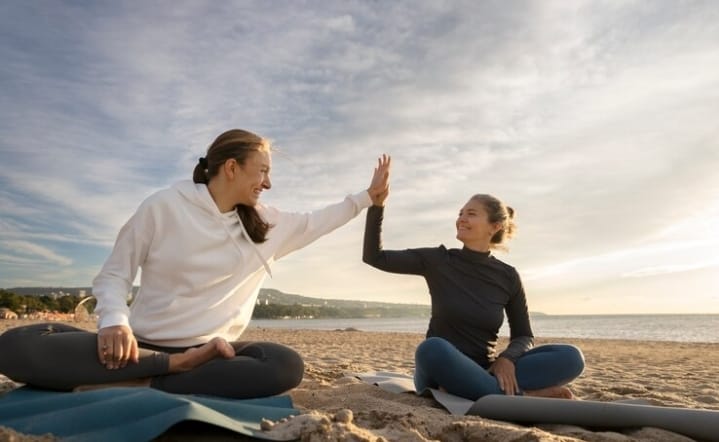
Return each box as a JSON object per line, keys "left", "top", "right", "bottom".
{"left": 236, "top": 216, "right": 273, "bottom": 277}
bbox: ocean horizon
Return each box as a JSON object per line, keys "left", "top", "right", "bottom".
{"left": 250, "top": 313, "right": 719, "bottom": 343}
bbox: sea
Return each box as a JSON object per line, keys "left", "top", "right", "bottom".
{"left": 250, "top": 314, "right": 719, "bottom": 343}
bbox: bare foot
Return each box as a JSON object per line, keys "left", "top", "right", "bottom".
{"left": 74, "top": 378, "right": 151, "bottom": 392}
{"left": 524, "top": 385, "right": 575, "bottom": 399}
{"left": 168, "top": 337, "right": 235, "bottom": 373}
{"left": 73, "top": 338, "right": 234, "bottom": 392}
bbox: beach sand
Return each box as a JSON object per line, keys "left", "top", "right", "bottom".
{"left": 1, "top": 319, "right": 718, "bottom": 441}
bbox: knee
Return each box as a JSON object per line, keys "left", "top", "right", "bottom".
{"left": 271, "top": 345, "right": 304, "bottom": 392}
{"left": 284, "top": 347, "right": 305, "bottom": 389}
{"left": 560, "top": 344, "right": 585, "bottom": 378}
{"left": 415, "top": 337, "right": 454, "bottom": 369}
{"left": 0, "top": 326, "right": 32, "bottom": 377}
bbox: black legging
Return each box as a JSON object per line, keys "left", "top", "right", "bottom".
{"left": 0, "top": 323, "right": 304, "bottom": 399}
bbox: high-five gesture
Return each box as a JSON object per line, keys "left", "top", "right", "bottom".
{"left": 367, "top": 154, "right": 391, "bottom": 207}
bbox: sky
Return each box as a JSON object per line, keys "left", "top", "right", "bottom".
{"left": 1, "top": 1, "right": 717, "bottom": 315}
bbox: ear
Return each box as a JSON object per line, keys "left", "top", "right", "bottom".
{"left": 492, "top": 222, "right": 503, "bottom": 235}
{"left": 222, "top": 158, "right": 239, "bottom": 179}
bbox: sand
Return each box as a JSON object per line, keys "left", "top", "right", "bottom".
{"left": 1, "top": 319, "right": 718, "bottom": 442}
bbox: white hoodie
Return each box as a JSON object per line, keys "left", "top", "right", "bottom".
{"left": 92, "top": 180, "right": 372, "bottom": 347}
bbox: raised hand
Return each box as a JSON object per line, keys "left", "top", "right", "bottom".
{"left": 367, "top": 154, "right": 391, "bottom": 207}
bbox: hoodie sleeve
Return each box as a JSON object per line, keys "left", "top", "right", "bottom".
{"left": 269, "top": 190, "right": 372, "bottom": 260}
{"left": 92, "top": 199, "right": 156, "bottom": 330}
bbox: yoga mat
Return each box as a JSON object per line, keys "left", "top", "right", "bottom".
{"left": 470, "top": 395, "right": 719, "bottom": 441}
{"left": 355, "top": 371, "right": 719, "bottom": 441}
{"left": 0, "top": 386, "right": 299, "bottom": 442}
{"left": 354, "top": 371, "right": 477, "bottom": 414}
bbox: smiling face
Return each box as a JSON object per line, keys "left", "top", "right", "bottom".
{"left": 455, "top": 198, "right": 502, "bottom": 251}
{"left": 233, "top": 149, "right": 272, "bottom": 206}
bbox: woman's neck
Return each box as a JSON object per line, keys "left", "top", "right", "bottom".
{"left": 461, "top": 241, "right": 491, "bottom": 253}
{"left": 207, "top": 180, "right": 235, "bottom": 213}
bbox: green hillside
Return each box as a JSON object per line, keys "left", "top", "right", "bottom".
{"left": 3, "top": 286, "right": 430, "bottom": 319}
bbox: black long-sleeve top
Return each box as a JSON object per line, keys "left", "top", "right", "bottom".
{"left": 363, "top": 206, "right": 533, "bottom": 368}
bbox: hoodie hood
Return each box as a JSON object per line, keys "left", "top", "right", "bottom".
{"left": 172, "top": 180, "right": 273, "bottom": 276}
{"left": 173, "top": 180, "right": 220, "bottom": 216}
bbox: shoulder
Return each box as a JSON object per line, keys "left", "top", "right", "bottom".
{"left": 136, "top": 186, "right": 181, "bottom": 212}
{"left": 489, "top": 255, "right": 517, "bottom": 271}
{"left": 488, "top": 255, "right": 521, "bottom": 277}
{"left": 488, "top": 255, "right": 524, "bottom": 293}
{"left": 412, "top": 244, "right": 451, "bottom": 260}
{"left": 144, "top": 186, "right": 176, "bottom": 204}
{"left": 130, "top": 183, "right": 197, "bottom": 223}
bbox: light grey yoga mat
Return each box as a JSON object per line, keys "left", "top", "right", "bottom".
{"left": 354, "top": 371, "right": 477, "bottom": 415}
{"left": 355, "top": 371, "right": 719, "bottom": 441}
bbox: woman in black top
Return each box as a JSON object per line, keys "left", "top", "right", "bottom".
{"left": 363, "top": 160, "right": 584, "bottom": 400}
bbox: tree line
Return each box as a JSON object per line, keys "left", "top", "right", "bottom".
{"left": 1, "top": 289, "right": 428, "bottom": 319}
{"left": 0, "top": 289, "right": 95, "bottom": 314}
{"left": 252, "top": 303, "right": 427, "bottom": 319}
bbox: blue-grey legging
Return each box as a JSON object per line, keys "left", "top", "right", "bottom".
{"left": 0, "top": 323, "right": 303, "bottom": 399}
{"left": 414, "top": 337, "right": 585, "bottom": 400}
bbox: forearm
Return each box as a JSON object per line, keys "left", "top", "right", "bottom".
{"left": 362, "top": 205, "right": 385, "bottom": 266}
{"left": 93, "top": 272, "right": 133, "bottom": 329}
{"left": 499, "top": 336, "right": 534, "bottom": 362}
{"left": 273, "top": 190, "right": 372, "bottom": 260}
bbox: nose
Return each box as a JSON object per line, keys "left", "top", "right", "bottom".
{"left": 263, "top": 176, "right": 272, "bottom": 190}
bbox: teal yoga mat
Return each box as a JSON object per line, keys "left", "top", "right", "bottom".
{"left": 0, "top": 387, "right": 298, "bottom": 442}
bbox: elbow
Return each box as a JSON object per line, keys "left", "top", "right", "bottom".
{"left": 362, "top": 253, "right": 373, "bottom": 266}
{"left": 362, "top": 251, "right": 379, "bottom": 268}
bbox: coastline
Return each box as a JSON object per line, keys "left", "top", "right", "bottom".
{"left": 250, "top": 313, "right": 719, "bottom": 343}
{"left": 2, "top": 319, "right": 718, "bottom": 441}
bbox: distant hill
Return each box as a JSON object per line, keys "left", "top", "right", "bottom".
{"left": 256, "top": 288, "right": 428, "bottom": 309}
{"left": 4, "top": 286, "right": 431, "bottom": 318}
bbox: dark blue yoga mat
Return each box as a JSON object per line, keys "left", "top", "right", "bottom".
{"left": 0, "top": 386, "right": 298, "bottom": 441}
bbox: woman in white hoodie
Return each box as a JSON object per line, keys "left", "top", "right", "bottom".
{"left": 0, "top": 129, "right": 391, "bottom": 399}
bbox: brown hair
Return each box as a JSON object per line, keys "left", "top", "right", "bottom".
{"left": 470, "top": 194, "right": 516, "bottom": 249}
{"left": 193, "top": 129, "right": 272, "bottom": 243}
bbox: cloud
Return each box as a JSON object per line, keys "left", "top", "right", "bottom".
{"left": 0, "top": 1, "right": 717, "bottom": 311}
{"left": 523, "top": 237, "right": 719, "bottom": 283}
{"left": 622, "top": 261, "right": 719, "bottom": 278}
{"left": 0, "top": 240, "right": 73, "bottom": 267}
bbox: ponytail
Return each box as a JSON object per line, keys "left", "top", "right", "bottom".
{"left": 193, "top": 157, "right": 209, "bottom": 184}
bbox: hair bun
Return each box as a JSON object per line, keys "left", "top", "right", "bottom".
{"left": 507, "top": 206, "right": 515, "bottom": 219}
